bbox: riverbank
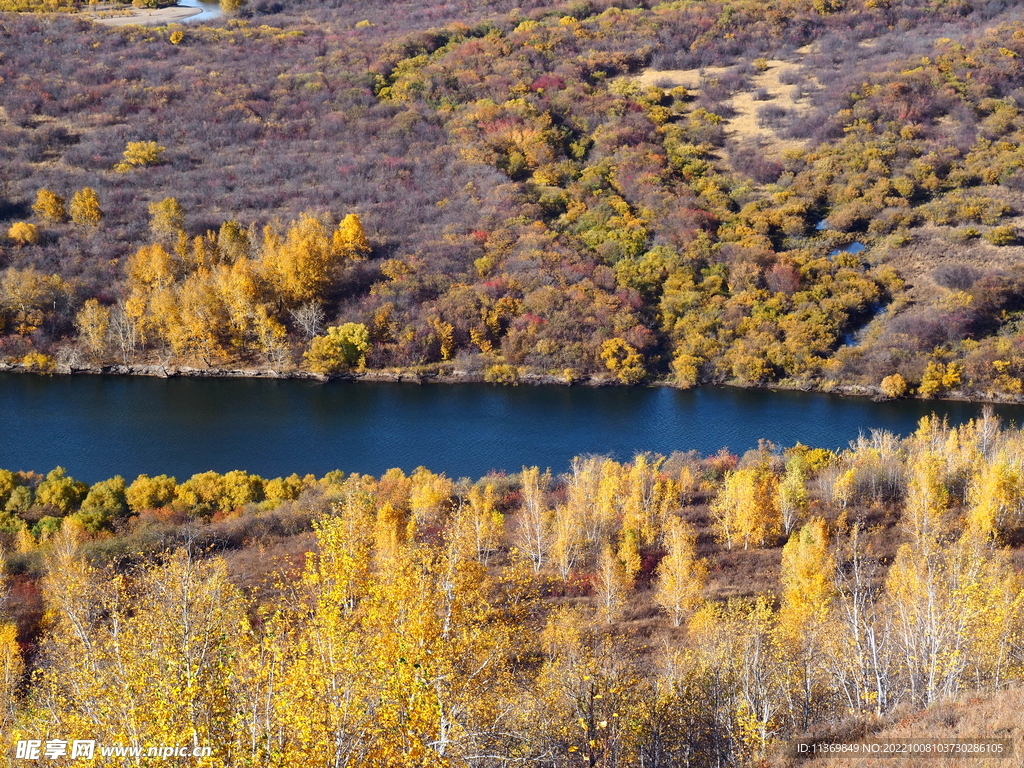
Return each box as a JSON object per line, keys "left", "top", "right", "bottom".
{"left": 0, "top": 360, "right": 607, "bottom": 386}
{"left": 1, "top": 359, "right": 1022, "bottom": 406}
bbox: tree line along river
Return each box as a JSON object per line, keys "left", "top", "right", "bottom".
{"left": 2, "top": 372, "right": 1022, "bottom": 483}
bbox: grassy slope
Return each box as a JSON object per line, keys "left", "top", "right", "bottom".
{"left": 774, "top": 685, "right": 1024, "bottom": 768}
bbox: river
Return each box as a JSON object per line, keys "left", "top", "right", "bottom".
{"left": 178, "top": 0, "right": 222, "bottom": 22}
{"left": 1, "top": 373, "right": 1021, "bottom": 483}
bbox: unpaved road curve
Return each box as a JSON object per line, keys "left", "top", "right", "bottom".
{"left": 86, "top": 5, "right": 201, "bottom": 26}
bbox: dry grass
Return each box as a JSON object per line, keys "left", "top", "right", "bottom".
{"left": 706, "top": 546, "right": 782, "bottom": 600}
{"left": 776, "top": 685, "right": 1024, "bottom": 768}
{"left": 222, "top": 529, "right": 315, "bottom": 604}
{"left": 636, "top": 58, "right": 814, "bottom": 153}
{"left": 872, "top": 225, "right": 1024, "bottom": 306}
{"left": 727, "top": 61, "right": 811, "bottom": 151}
{"left": 634, "top": 65, "right": 731, "bottom": 91}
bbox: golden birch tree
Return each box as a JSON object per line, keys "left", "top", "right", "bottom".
{"left": 261, "top": 214, "right": 338, "bottom": 308}
{"left": 551, "top": 500, "right": 585, "bottom": 581}
{"left": 32, "top": 188, "right": 66, "bottom": 222}
{"left": 75, "top": 299, "right": 110, "bottom": 359}
{"left": 0, "top": 551, "right": 22, "bottom": 734}
{"left": 777, "top": 518, "right": 836, "bottom": 730}
{"left": 778, "top": 454, "right": 809, "bottom": 536}
{"left": 829, "top": 523, "right": 893, "bottom": 715}
{"left": 886, "top": 527, "right": 1024, "bottom": 706}
{"left": 69, "top": 187, "right": 102, "bottom": 226}
{"left": 711, "top": 464, "right": 780, "bottom": 550}
{"left": 408, "top": 467, "right": 454, "bottom": 538}
{"left": 453, "top": 481, "right": 503, "bottom": 564}
{"left": 531, "top": 607, "right": 642, "bottom": 766}
{"left": 515, "top": 466, "right": 551, "bottom": 572}
{"left": 333, "top": 213, "right": 372, "bottom": 261}
{"left": 903, "top": 449, "right": 951, "bottom": 549}
{"left": 654, "top": 518, "right": 707, "bottom": 626}
{"left": 966, "top": 454, "right": 1022, "bottom": 539}
{"left": 594, "top": 541, "right": 629, "bottom": 623}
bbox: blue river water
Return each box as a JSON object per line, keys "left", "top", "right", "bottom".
{"left": 0, "top": 373, "right": 1020, "bottom": 483}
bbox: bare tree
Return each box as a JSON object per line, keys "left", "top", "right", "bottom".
{"left": 515, "top": 467, "right": 552, "bottom": 573}
{"left": 109, "top": 302, "right": 139, "bottom": 365}
{"left": 290, "top": 302, "right": 325, "bottom": 342}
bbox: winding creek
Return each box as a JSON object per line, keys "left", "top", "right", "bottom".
{"left": 1, "top": 373, "right": 1022, "bottom": 483}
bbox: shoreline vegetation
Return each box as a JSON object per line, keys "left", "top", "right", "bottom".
{"left": 2, "top": 359, "right": 1023, "bottom": 407}
{"left": 1, "top": 414, "right": 1024, "bottom": 765}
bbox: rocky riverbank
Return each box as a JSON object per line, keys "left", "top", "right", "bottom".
{"left": 0, "top": 360, "right": 611, "bottom": 387}
{"left": 2, "top": 359, "right": 1022, "bottom": 405}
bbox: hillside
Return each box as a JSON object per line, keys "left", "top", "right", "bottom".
{"left": 0, "top": 0, "right": 1023, "bottom": 396}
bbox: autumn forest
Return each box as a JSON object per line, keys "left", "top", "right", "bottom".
{"left": 4, "top": 0, "right": 1024, "bottom": 764}
{"left": 1, "top": 415, "right": 1024, "bottom": 765}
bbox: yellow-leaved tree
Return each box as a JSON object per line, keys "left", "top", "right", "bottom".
{"left": 148, "top": 197, "right": 186, "bottom": 242}
{"left": 687, "top": 597, "right": 785, "bottom": 763}
{"left": 1, "top": 268, "right": 68, "bottom": 335}
{"left": 75, "top": 299, "right": 110, "bottom": 359}
{"left": 600, "top": 337, "right": 646, "bottom": 384}
{"left": 515, "top": 466, "right": 551, "bottom": 571}
{"left": 885, "top": 526, "right": 1024, "bottom": 705}
{"left": 594, "top": 540, "right": 630, "bottom": 623}
{"left": 563, "top": 456, "right": 613, "bottom": 561}
{"left": 23, "top": 528, "right": 251, "bottom": 761}
{"left": 269, "top": 511, "right": 525, "bottom": 766}
{"left": 333, "top": 213, "right": 372, "bottom": 261}
{"left": 711, "top": 463, "right": 780, "bottom": 550}
{"left": 69, "top": 187, "right": 102, "bottom": 227}
{"left": 32, "top": 188, "right": 66, "bottom": 222}
{"left": 654, "top": 517, "right": 707, "bottom": 626}
{"left": 620, "top": 452, "right": 674, "bottom": 546}
{"left": 261, "top": 214, "right": 336, "bottom": 309}
{"left": 114, "top": 140, "right": 166, "bottom": 173}
{"left": 529, "top": 606, "right": 644, "bottom": 766}
{"left": 7, "top": 221, "right": 39, "bottom": 246}
{"left": 408, "top": 466, "right": 454, "bottom": 537}
{"left": 451, "top": 481, "right": 503, "bottom": 564}
{"left": 778, "top": 453, "right": 809, "bottom": 536}
{"left": 305, "top": 323, "right": 371, "bottom": 374}
{"left": 0, "top": 550, "right": 24, "bottom": 734}
{"left": 551, "top": 500, "right": 585, "bottom": 580}
{"left": 777, "top": 518, "right": 836, "bottom": 730}
{"left": 166, "top": 271, "right": 230, "bottom": 364}
{"left": 966, "top": 453, "right": 1022, "bottom": 539}
{"left": 902, "top": 448, "right": 950, "bottom": 550}
{"left": 125, "top": 473, "right": 178, "bottom": 512}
